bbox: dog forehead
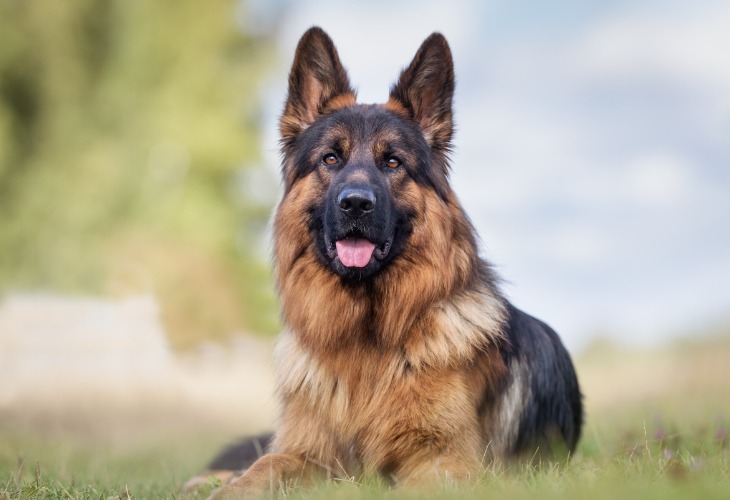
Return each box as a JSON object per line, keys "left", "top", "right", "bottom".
{"left": 315, "top": 105, "right": 416, "bottom": 149}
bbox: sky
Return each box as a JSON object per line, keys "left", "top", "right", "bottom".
{"left": 246, "top": 0, "right": 730, "bottom": 351}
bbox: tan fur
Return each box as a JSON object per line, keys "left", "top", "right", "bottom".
{"left": 209, "top": 28, "right": 514, "bottom": 498}
{"left": 280, "top": 92, "right": 357, "bottom": 143}
{"left": 210, "top": 154, "right": 509, "bottom": 497}
{"left": 324, "top": 92, "right": 357, "bottom": 112}
{"left": 383, "top": 98, "right": 410, "bottom": 118}
{"left": 182, "top": 470, "right": 238, "bottom": 493}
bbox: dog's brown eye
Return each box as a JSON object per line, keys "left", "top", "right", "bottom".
{"left": 386, "top": 156, "right": 401, "bottom": 169}
{"left": 323, "top": 153, "right": 338, "bottom": 166}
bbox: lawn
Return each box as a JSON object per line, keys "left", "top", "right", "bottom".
{"left": 1, "top": 335, "right": 728, "bottom": 499}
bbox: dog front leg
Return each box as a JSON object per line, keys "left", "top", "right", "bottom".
{"left": 393, "top": 451, "right": 479, "bottom": 488}
{"left": 208, "top": 453, "right": 326, "bottom": 499}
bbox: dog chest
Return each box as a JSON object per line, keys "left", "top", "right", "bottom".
{"left": 273, "top": 330, "right": 480, "bottom": 456}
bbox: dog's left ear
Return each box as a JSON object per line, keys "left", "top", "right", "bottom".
{"left": 280, "top": 27, "right": 355, "bottom": 146}
{"left": 389, "top": 33, "right": 455, "bottom": 153}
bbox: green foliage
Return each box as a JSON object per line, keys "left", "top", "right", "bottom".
{"left": 0, "top": 0, "right": 280, "bottom": 346}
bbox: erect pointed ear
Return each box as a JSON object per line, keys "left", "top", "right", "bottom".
{"left": 280, "top": 27, "right": 356, "bottom": 145}
{"left": 388, "top": 33, "right": 455, "bottom": 153}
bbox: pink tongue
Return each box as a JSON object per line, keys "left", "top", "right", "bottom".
{"left": 335, "top": 238, "right": 376, "bottom": 268}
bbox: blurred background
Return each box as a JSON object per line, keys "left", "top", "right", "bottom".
{"left": 0, "top": 0, "right": 729, "bottom": 490}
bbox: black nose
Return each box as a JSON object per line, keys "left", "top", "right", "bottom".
{"left": 337, "top": 187, "right": 376, "bottom": 218}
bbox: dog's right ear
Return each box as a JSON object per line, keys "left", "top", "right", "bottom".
{"left": 280, "top": 27, "right": 355, "bottom": 146}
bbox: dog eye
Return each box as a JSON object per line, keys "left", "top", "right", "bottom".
{"left": 386, "top": 156, "right": 402, "bottom": 169}
{"left": 322, "top": 153, "right": 338, "bottom": 166}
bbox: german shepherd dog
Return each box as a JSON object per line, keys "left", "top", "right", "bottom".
{"left": 198, "top": 27, "right": 582, "bottom": 497}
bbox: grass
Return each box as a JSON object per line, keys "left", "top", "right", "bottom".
{"left": 3, "top": 424, "right": 727, "bottom": 500}
{"left": 1, "top": 335, "right": 729, "bottom": 499}
{"left": 0, "top": 420, "right": 221, "bottom": 499}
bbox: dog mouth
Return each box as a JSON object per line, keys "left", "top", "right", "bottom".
{"left": 325, "top": 232, "right": 393, "bottom": 268}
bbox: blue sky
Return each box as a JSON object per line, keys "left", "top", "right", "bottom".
{"left": 247, "top": 0, "right": 730, "bottom": 351}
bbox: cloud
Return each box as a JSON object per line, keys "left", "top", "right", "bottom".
{"left": 575, "top": 3, "right": 730, "bottom": 91}
{"left": 449, "top": 1, "right": 730, "bottom": 349}
{"left": 624, "top": 152, "right": 692, "bottom": 207}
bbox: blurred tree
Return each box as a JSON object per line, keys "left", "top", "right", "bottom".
{"left": 0, "top": 0, "right": 280, "bottom": 347}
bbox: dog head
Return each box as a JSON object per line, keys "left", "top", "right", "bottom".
{"left": 275, "top": 27, "right": 460, "bottom": 282}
